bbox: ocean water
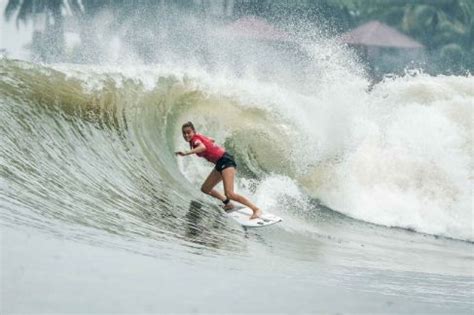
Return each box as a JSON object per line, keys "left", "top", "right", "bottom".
{"left": 1, "top": 54, "right": 473, "bottom": 313}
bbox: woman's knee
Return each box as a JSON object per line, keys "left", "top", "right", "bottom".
{"left": 201, "top": 186, "right": 210, "bottom": 194}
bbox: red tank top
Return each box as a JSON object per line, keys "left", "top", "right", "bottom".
{"left": 190, "top": 134, "right": 225, "bottom": 164}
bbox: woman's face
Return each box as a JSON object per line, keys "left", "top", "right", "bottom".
{"left": 182, "top": 127, "right": 195, "bottom": 142}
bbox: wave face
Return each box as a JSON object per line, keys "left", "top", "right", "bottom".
{"left": 1, "top": 57, "right": 472, "bottom": 243}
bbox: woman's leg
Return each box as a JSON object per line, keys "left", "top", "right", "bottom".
{"left": 221, "top": 167, "right": 261, "bottom": 219}
{"left": 201, "top": 169, "right": 231, "bottom": 207}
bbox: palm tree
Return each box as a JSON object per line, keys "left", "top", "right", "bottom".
{"left": 5, "top": 0, "right": 66, "bottom": 61}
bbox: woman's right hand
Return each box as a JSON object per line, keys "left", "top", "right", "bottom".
{"left": 175, "top": 151, "right": 186, "bottom": 156}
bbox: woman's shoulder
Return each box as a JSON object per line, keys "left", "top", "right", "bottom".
{"left": 193, "top": 133, "right": 210, "bottom": 141}
{"left": 191, "top": 133, "right": 208, "bottom": 145}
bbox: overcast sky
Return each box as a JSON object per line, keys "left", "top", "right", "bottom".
{"left": 1, "top": 0, "right": 33, "bottom": 60}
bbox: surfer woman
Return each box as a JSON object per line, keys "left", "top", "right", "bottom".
{"left": 175, "top": 121, "right": 262, "bottom": 220}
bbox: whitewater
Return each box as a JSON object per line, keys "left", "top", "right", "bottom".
{"left": 1, "top": 27, "right": 473, "bottom": 312}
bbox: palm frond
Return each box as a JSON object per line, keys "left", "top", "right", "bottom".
{"left": 4, "top": 0, "right": 21, "bottom": 21}
{"left": 16, "top": 0, "right": 34, "bottom": 26}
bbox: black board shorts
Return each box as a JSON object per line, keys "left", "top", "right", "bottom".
{"left": 215, "top": 152, "right": 237, "bottom": 172}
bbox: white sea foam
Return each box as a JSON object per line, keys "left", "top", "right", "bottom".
{"left": 296, "top": 73, "right": 473, "bottom": 241}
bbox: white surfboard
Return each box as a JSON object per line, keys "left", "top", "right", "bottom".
{"left": 226, "top": 206, "right": 282, "bottom": 227}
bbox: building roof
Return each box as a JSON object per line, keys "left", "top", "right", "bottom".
{"left": 221, "top": 16, "right": 291, "bottom": 42}
{"left": 341, "top": 20, "right": 424, "bottom": 49}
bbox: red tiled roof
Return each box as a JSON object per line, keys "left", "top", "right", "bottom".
{"left": 341, "top": 20, "right": 424, "bottom": 48}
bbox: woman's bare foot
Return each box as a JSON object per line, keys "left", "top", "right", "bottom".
{"left": 249, "top": 208, "right": 262, "bottom": 220}
{"left": 223, "top": 203, "right": 235, "bottom": 211}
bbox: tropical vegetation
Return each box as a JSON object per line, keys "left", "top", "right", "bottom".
{"left": 4, "top": 0, "right": 473, "bottom": 74}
